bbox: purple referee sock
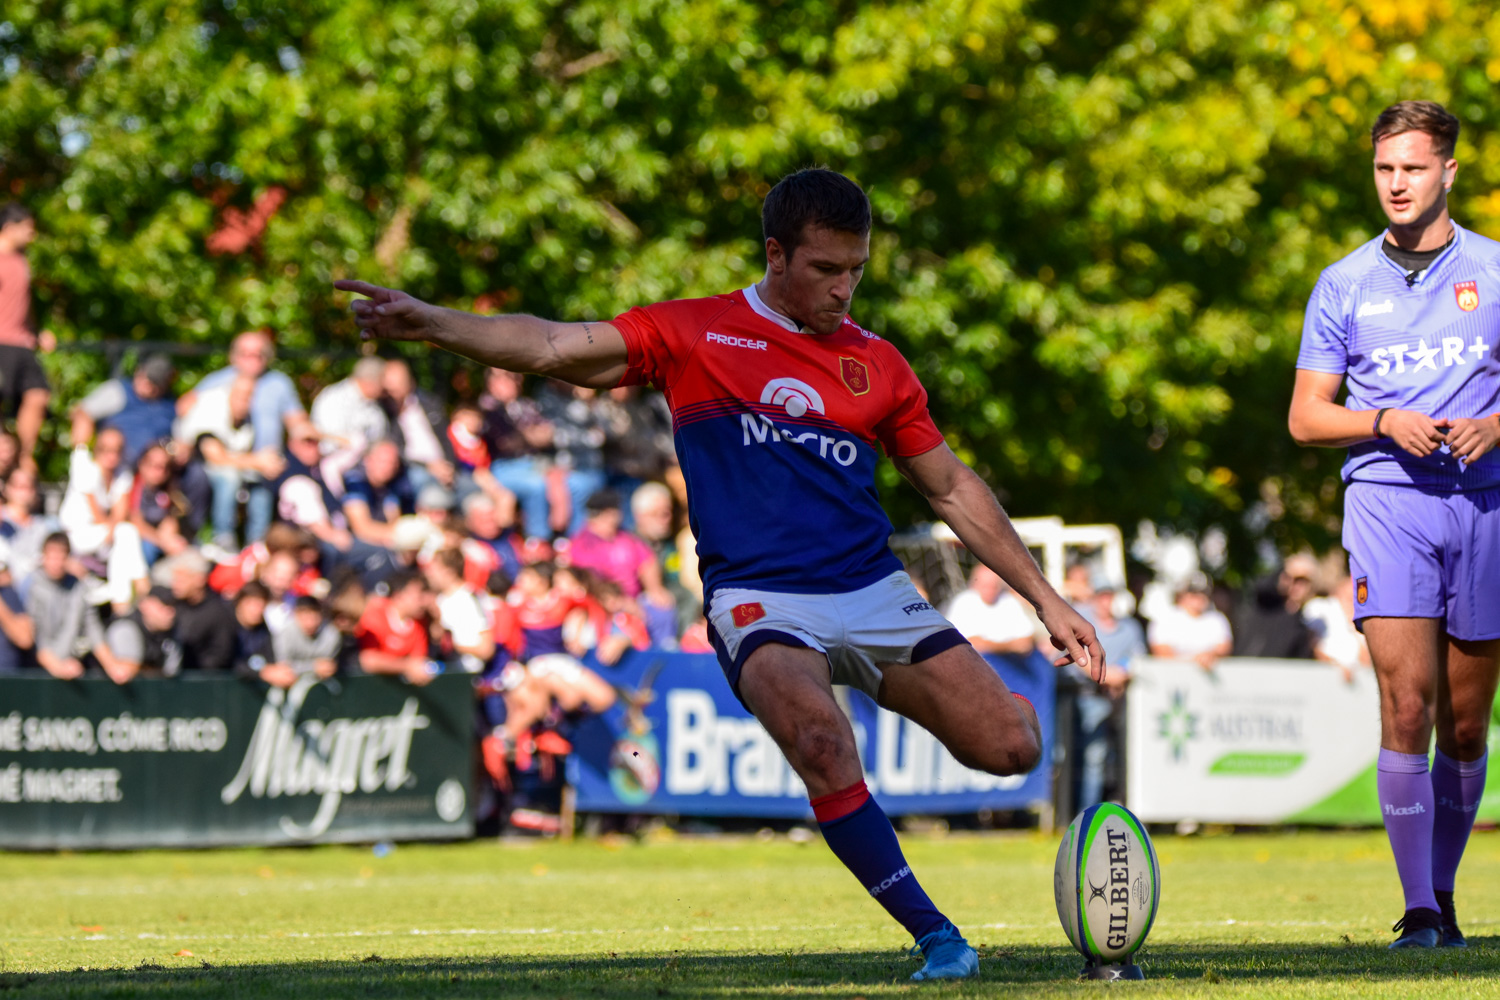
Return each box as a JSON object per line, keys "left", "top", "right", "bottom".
{"left": 813, "top": 782, "right": 948, "bottom": 942}
{"left": 1377, "top": 748, "right": 1438, "bottom": 913}
{"left": 1431, "top": 748, "right": 1487, "bottom": 893}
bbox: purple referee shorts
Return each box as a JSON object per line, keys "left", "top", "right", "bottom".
{"left": 1342, "top": 481, "right": 1500, "bottom": 641}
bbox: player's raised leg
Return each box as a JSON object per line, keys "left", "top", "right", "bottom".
{"left": 1364, "top": 617, "right": 1444, "bottom": 948}
{"left": 737, "top": 643, "right": 978, "bottom": 982}
{"left": 1430, "top": 634, "right": 1500, "bottom": 947}
{"left": 876, "top": 642, "right": 1042, "bottom": 777}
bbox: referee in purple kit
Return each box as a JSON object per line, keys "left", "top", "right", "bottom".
{"left": 1290, "top": 101, "right": 1500, "bottom": 949}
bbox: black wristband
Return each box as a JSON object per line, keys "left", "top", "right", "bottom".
{"left": 1373, "top": 408, "right": 1391, "bottom": 438}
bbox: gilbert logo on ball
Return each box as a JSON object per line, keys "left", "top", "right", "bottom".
{"left": 1054, "top": 803, "right": 1160, "bottom": 975}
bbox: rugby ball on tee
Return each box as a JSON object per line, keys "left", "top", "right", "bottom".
{"left": 1054, "top": 803, "right": 1160, "bottom": 964}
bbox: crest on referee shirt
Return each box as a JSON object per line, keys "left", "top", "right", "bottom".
{"left": 1456, "top": 280, "right": 1479, "bottom": 312}
{"left": 1356, "top": 577, "right": 1368, "bottom": 605}
{"left": 839, "top": 356, "right": 870, "bottom": 396}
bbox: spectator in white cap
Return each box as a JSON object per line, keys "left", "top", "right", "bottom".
{"left": 1147, "top": 572, "right": 1233, "bottom": 671}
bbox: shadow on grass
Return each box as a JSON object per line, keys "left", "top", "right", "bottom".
{"left": 3, "top": 941, "right": 1498, "bottom": 997}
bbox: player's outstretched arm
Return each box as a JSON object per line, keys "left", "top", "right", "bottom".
{"left": 334, "top": 280, "right": 630, "bottom": 389}
{"left": 894, "top": 443, "right": 1105, "bottom": 682}
{"left": 1289, "top": 369, "right": 1447, "bottom": 456}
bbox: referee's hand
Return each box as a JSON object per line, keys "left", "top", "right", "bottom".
{"left": 1380, "top": 409, "right": 1449, "bottom": 458}
{"left": 1444, "top": 415, "right": 1500, "bottom": 466}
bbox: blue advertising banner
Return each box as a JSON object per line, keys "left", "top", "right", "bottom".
{"left": 568, "top": 651, "right": 1054, "bottom": 818}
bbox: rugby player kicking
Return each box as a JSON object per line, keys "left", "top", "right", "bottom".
{"left": 338, "top": 168, "right": 1102, "bottom": 981}
{"left": 1290, "top": 101, "right": 1500, "bottom": 949}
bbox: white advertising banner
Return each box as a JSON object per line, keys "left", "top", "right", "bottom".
{"left": 1126, "top": 657, "right": 1382, "bottom": 824}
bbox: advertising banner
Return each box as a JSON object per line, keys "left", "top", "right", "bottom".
{"left": 0, "top": 674, "right": 474, "bottom": 849}
{"left": 1126, "top": 657, "right": 1500, "bottom": 825}
{"left": 568, "top": 650, "right": 1055, "bottom": 817}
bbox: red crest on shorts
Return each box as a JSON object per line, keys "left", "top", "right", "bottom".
{"left": 731, "top": 602, "right": 766, "bottom": 628}
{"left": 839, "top": 356, "right": 870, "bottom": 396}
{"left": 1355, "top": 577, "right": 1368, "bottom": 605}
{"left": 1455, "top": 280, "right": 1479, "bottom": 312}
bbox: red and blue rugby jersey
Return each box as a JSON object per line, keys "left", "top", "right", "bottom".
{"left": 613, "top": 285, "right": 945, "bottom": 600}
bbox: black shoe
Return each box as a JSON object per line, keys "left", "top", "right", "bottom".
{"left": 1390, "top": 907, "right": 1442, "bottom": 949}
{"left": 1435, "top": 890, "right": 1468, "bottom": 948}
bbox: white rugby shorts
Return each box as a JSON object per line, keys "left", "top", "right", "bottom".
{"left": 705, "top": 570, "right": 967, "bottom": 703}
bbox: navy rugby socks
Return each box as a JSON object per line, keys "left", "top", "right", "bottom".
{"left": 1376, "top": 748, "right": 1438, "bottom": 913}
{"left": 1430, "top": 748, "right": 1487, "bottom": 893}
{"left": 812, "top": 781, "right": 947, "bottom": 942}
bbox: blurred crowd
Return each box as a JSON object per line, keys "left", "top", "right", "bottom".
{"left": 934, "top": 551, "right": 1371, "bottom": 815}
{"left": 0, "top": 240, "right": 704, "bottom": 827}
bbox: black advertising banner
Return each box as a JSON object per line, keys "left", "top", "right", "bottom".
{"left": 0, "top": 674, "right": 474, "bottom": 849}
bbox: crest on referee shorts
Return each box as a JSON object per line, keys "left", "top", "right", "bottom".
{"left": 732, "top": 602, "right": 766, "bottom": 628}
{"left": 839, "top": 356, "right": 870, "bottom": 396}
{"left": 1456, "top": 280, "right": 1479, "bottom": 312}
{"left": 1356, "top": 577, "right": 1368, "bottom": 605}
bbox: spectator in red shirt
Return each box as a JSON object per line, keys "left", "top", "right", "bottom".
{"left": 355, "top": 569, "right": 433, "bottom": 685}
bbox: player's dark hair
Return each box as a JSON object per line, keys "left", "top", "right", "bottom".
{"left": 0, "top": 203, "right": 34, "bottom": 229}
{"left": 294, "top": 595, "right": 324, "bottom": 615}
{"left": 43, "top": 530, "right": 70, "bottom": 553}
{"left": 762, "top": 168, "right": 871, "bottom": 259}
{"left": 1371, "top": 101, "right": 1460, "bottom": 159}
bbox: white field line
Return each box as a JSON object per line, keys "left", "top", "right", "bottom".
{"left": 18, "top": 916, "right": 1499, "bottom": 945}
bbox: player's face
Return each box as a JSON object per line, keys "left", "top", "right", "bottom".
{"left": 767, "top": 225, "right": 870, "bottom": 335}
{"left": 1373, "top": 130, "right": 1456, "bottom": 231}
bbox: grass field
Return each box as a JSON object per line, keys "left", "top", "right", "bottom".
{"left": 3, "top": 828, "right": 1499, "bottom": 998}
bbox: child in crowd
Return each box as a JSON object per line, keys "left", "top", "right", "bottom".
{"left": 263, "top": 595, "right": 339, "bottom": 688}
{"left": 425, "top": 547, "right": 494, "bottom": 674}
{"left": 231, "top": 580, "right": 274, "bottom": 677}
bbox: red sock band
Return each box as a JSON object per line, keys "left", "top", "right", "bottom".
{"left": 1012, "top": 693, "right": 1033, "bottom": 712}
{"left": 810, "top": 781, "right": 870, "bottom": 824}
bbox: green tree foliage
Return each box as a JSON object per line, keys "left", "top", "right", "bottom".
{"left": 3, "top": 0, "right": 1497, "bottom": 567}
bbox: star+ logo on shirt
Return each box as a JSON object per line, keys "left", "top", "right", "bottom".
{"left": 1371, "top": 335, "right": 1491, "bottom": 377}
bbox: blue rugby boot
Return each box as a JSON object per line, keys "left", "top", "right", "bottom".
{"left": 909, "top": 921, "right": 979, "bottom": 981}
{"left": 1389, "top": 907, "right": 1442, "bottom": 949}
{"left": 1435, "top": 891, "right": 1467, "bottom": 948}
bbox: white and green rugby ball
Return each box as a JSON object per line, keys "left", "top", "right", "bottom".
{"left": 1054, "top": 803, "right": 1161, "bottom": 963}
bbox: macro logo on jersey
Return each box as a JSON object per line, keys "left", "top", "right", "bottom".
{"left": 840, "top": 356, "right": 870, "bottom": 396}
{"left": 1456, "top": 280, "right": 1480, "bottom": 312}
{"left": 1356, "top": 577, "right": 1368, "bottom": 604}
{"left": 731, "top": 602, "right": 766, "bottom": 628}
{"left": 759, "top": 378, "right": 825, "bottom": 418}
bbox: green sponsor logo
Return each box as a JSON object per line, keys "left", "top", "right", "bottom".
{"left": 1157, "top": 690, "right": 1199, "bottom": 762}
{"left": 1208, "top": 752, "right": 1305, "bottom": 776}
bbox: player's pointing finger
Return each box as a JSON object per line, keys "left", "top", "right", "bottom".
{"left": 333, "top": 279, "right": 388, "bottom": 298}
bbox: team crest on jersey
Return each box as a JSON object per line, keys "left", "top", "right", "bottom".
{"left": 839, "top": 356, "right": 870, "bottom": 396}
{"left": 731, "top": 602, "right": 766, "bottom": 628}
{"left": 1356, "top": 577, "right": 1368, "bottom": 605}
{"left": 1456, "top": 280, "right": 1479, "bottom": 312}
